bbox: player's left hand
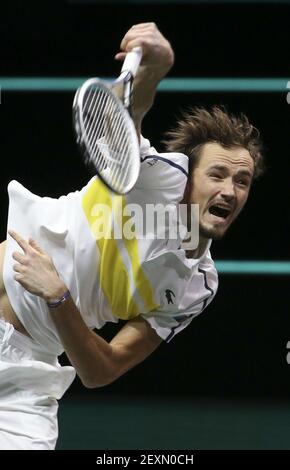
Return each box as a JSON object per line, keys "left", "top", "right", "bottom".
{"left": 9, "top": 229, "right": 67, "bottom": 303}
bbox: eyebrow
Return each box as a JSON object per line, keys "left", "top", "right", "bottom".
{"left": 207, "top": 164, "right": 253, "bottom": 179}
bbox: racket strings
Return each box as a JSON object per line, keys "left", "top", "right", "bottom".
{"left": 84, "top": 87, "right": 110, "bottom": 169}
{"left": 82, "top": 86, "right": 135, "bottom": 191}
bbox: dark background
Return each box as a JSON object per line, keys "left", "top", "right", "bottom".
{"left": 0, "top": 0, "right": 289, "bottom": 406}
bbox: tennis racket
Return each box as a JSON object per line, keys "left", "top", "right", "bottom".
{"left": 73, "top": 47, "right": 142, "bottom": 194}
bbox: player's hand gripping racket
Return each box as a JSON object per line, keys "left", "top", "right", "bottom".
{"left": 73, "top": 47, "right": 142, "bottom": 194}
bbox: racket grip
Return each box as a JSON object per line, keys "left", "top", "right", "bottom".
{"left": 121, "top": 46, "right": 142, "bottom": 78}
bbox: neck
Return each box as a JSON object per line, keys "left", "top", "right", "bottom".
{"left": 185, "top": 236, "right": 209, "bottom": 259}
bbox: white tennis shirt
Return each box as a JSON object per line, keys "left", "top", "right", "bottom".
{"left": 3, "top": 137, "right": 218, "bottom": 355}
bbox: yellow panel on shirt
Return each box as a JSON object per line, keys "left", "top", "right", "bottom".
{"left": 82, "top": 178, "right": 158, "bottom": 320}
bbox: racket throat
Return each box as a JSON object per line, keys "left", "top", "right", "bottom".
{"left": 123, "top": 77, "right": 134, "bottom": 116}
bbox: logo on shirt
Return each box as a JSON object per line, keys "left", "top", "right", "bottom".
{"left": 146, "top": 158, "right": 158, "bottom": 167}
{"left": 165, "top": 289, "right": 175, "bottom": 305}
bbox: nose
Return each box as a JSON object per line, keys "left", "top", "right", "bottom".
{"left": 220, "top": 178, "right": 235, "bottom": 201}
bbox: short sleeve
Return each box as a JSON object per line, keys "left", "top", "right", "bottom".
{"left": 141, "top": 302, "right": 205, "bottom": 343}
{"left": 134, "top": 136, "right": 189, "bottom": 204}
{"left": 140, "top": 250, "right": 218, "bottom": 343}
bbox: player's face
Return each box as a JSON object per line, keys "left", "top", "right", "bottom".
{"left": 187, "top": 143, "right": 254, "bottom": 240}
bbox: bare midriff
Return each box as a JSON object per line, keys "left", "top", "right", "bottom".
{"left": 0, "top": 241, "right": 30, "bottom": 336}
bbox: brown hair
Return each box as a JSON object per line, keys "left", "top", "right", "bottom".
{"left": 163, "top": 105, "right": 265, "bottom": 179}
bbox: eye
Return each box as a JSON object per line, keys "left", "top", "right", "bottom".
{"left": 209, "top": 173, "right": 223, "bottom": 180}
{"left": 236, "top": 179, "right": 250, "bottom": 188}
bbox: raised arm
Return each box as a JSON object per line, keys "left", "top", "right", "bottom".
{"left": 115, "top": 23, "right": 174, "bottom": 136}
{"left": 9, "top": 230, "right": 162, "bottom": 388}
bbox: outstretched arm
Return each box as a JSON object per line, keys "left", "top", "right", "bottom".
{"left": 115, "top": 23, "right": 174, "bottom": 136}
{"left": 9, "top": 230, "right": 162, "bottom": 388}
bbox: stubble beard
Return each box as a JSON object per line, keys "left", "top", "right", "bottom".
{"left": 199, "top": 222, "right": 226, "bottom": 241}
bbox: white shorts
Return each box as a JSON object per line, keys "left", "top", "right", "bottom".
{"left": 0, "top": 319, "right": 76, "bottom": 450}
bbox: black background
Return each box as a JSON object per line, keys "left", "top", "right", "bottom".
{"left": 0, "top": 0, "right": 289, "bottom": 400}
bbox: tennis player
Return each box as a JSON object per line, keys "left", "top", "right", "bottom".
{"left": 0, "top": 23, "right": 264, "bottom": 449}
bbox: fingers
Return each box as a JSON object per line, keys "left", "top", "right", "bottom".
{"left": 120, "top": 32, "right": 152, "bottom": 54}
{"left": 8, "top": 230, "right": 29, "bottom": 254}
{"left": 29, "top": 238, "right": 44, "bottom": 254}
{"left": 119, "top": 22, "right": 159, "bottom": 53}
{"left": 12, "top": 261, "right": 25, "bottom": 284}
{"left": 114, "top": 52, "right": 126, "bottom": 62}
{"left": 9, "top": 230, "right": 44, "bottom": 255}
{"left": 14, "top": 273, "right": 24, "bottom": 283}
{"left": 116, "top": 22, "right": 174, "bottom": 72}
{"left": 12, "top": 250, "right": 26, "bottom": 264}
{"left": 12, "top": 250, "right": 28, "bottom": 281}
{"left": 13, "top": 263, "right": 23, "bottom": 273}
{"left": 131, "top": 22, "right": 157, "bottom": 29}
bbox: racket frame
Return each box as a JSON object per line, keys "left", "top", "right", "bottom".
{"left": 73, "top": 47, "right": 142, "bottom": 194}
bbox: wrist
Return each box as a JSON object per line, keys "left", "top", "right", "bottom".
{"left": 44, "top": 283, "right": 69, "bottom": 305}
{"left": 137, "top": 64, "right": 169, "bottom": 84}
{"left": 46, "top": 289, "right": 71, "bottom": 309}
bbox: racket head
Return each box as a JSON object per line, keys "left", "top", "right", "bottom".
{"left": 73, "top": 77, "right": 140, "bottom": 195}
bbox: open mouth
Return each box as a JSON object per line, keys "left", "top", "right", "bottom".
{"left": 208, "top": 204, "right": 231, "bottom": 221}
